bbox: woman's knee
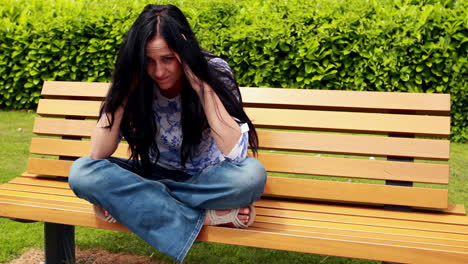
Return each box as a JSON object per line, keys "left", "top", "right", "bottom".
{"left": 229, "top": 157, "right": 267, "bottom": 200}
{"left": 68, "top": 156, "right": 102, "bottom": 194}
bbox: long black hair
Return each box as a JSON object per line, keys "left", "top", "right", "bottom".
{"left": 100, "top": 4, "right": 258, "bottom": 174}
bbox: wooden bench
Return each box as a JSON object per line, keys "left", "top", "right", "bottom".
{"left": 1, "top": 81, "right": 467, "bottom": 264}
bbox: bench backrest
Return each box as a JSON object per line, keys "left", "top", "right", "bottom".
{"left": 29, "top": 81, "right": 453, "bottom": 211}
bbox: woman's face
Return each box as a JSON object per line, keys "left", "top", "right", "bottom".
{"left": 146, "top": 36, "right": 184, "bottom": 97}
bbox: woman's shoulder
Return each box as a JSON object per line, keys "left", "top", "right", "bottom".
{"left": 203, "top": 51, "right": 233, "bottom": 77}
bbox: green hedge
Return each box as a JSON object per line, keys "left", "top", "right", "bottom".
{"left": 0, "top": 0, "right": 466, "bottom": 142}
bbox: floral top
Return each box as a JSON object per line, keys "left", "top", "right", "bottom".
{"left": 151, "top": 57, "right": 249, "bottom": 175}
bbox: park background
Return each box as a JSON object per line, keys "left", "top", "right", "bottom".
{"left": 0, "top": 0, "right": 467, "bottom": 263}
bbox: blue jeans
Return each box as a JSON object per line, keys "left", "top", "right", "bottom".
{"left": 68, "top": 156, "right": 266, "bottom": 262}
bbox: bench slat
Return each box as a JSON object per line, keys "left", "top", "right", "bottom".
{"left": 264, "top": 177, "right": 448, "bottom": 209}
{"left": 255, "top": 199, "right": 467, "bottom": 219}
{"left": 27, "top": 159, "right": 74, "bottom": 177}
{"left": 30, "top": 138, "right": 128, "bottom": 158}
{"left": 42, "top": 81, "right": 110, "bottom": 99}
{"left": 255, "top": 207, "right": 466, "bottom": 234}
{"left": 36, "top": 99, "right": 451, "bottom": 136}
{"left": 0, "top": 183, "right": 75, "bottom": 196}
{"left": 42, "top": 81, "right": 451, "bottom": 115}
{"left": 255, "top": 215, "right": 468, "bottom": 241}
{"left": 27, "top": 156, "right": 450, "bottom": 184}
{"left": 247, "top": 226, "right": 466, "bottom": 252}
{"left": 0, "top": 199, "right": 130, "bottom": 231}
{"left": 33, "top": 118, "right": 450, "bottom": 160}
{"left": 247, "top": 108, "right": 450, "bottom": 136}
{"left": 251, "top": 221, "right": 468, "bottom": 248}
{"left": 258, "top": 130, "right": 449, "bottom": 160}
{"left": 0, "top": 189, "right": 87, "bottom": 204}
{"left": 33, "top": 118, "right": 96, "bottom": 138}
{"left": 241, "top": 87, "right": 451, "bottom": 114}
{"left": 0, "top": 194, "right": 90, "bottom": 211}
{"left": 9, "top": 176, "right": 70, "bottom": 189}
{"left": 259, "top": 153, "right": 449, "bottom": 184}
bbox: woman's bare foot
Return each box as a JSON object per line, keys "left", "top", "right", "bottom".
{"left": 204, "top": 206, "right": 251, "bottom": 226}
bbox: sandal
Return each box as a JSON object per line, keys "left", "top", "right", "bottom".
{"left": 93, "top": 205, "right": 117, "bottom": 223}
{"left": 206, "top": 205, "right": 256, "bottom": 228}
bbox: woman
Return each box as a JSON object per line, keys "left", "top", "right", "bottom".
{"left": 68, "top": 4, "right": 266, "bottom": 262}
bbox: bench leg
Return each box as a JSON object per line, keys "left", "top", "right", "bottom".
{"left": 44, "top": 223, "right": 75, "bottom": 264}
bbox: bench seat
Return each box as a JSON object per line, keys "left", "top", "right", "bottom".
{"left": 1, "top": 174, "right": 468, "bottom": 264}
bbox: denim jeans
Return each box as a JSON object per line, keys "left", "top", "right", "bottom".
{"left": 68, "top": 156, "right": 267, "bottom": 262}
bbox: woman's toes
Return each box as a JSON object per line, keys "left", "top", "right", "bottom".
{"left": 240, "top": 207, "right": 250, "bottom": 215}
{"left": 238, "top": 214, "right": 249, "bottom": 223}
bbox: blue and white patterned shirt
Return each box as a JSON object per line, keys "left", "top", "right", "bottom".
{"left": 151, "top": 57, "right": 249, "bottom": 175}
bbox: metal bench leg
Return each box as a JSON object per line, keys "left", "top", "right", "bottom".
{"left": 381, "top": 133, "right": 413, "bottom": 264}
{"left": 44, "top": 223, "right": 75, "bottom": 264}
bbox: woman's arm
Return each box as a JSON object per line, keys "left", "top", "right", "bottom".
{"left": 197, "top": 85, "right": 242, "bottom": 156}
{"left": 90, "top": 106, "right": 124, "bottom": 159}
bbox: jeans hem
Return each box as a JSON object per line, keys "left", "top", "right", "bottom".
{"left": 175, "top": 209, "right": 206, "bottom": 262}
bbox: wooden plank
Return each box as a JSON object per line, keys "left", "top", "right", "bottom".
{"left": 197, "top": 226, "right": 468, "bottom": 264}
{"left": 241, "top": 87, "right": 451, "bottom": 114}
{"left": 29, "top": 138, "right": 129, "bottom": 158}
{"left": 1, "top": 200, "right": 466, "bottom": 263}
{"left": 0, "top": 194, "right": 91, "bottom": 211}
{"left": 246, "top": 108, "right": 451, "bottom": 136}
{"left": 27, "top": 154, "right": 450, "bottom": 184}
{"left": 9, "top": 177, "right": 70, "bottom": 189}
{"left": 264, "top": 177, "right": 448, "bottom": 209}
{"left": 32, "top": 118, "right": 450, "bottom": 160}
{"left": 42, "top": 81, "right": 451, "bottom": 114}
{"left": 37, "top": 99, "right": 101, "bottom": 117}
{"left": 27, "top": 158, "right": 74, "bottom": 177}
{"left": 42, "top": 81, "right": 110, "bottom": 99}
{"left": 247, "top": 225, "right": 467, "bottom": 252}
{"left": 0, "top": 189, "right": 87, "bottom": 204}
{"left": 254, "top": 215, "right": 468, "bottom": 241}
{"left": 35, "top": 99, "right": 450, "bottom": 136}
{"left": 254, "top": 208, "right": 468, "bottom": 235}
{"left": 0, "top": 183, "right": 75, "bottom": 196}
{"left": 257, "top": 153, "right": 449, "bottom": 184}
{"left": 33, "top": 118, "right": 96, "bottom": 137}
{"left": 0, "top": 199, "right": 130, "bottom": 232}
{"left": 251, "top": 222, "right": 468, "bottom": 248}
{"left": 258, "top": 130, "right": 450, "bottom": 160}
{"left": 254, "top": 199, "right": 468, "bottom": 221}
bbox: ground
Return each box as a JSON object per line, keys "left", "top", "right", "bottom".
{"left": 6, "top": 248, "right": 165, "bottom": 264}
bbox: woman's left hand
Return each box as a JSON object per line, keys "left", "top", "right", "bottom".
{"left": 174, "top": 53, "right": 206, "bottom": 95}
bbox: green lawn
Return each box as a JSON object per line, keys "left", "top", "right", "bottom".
{"left": 0, "top": 110, "right": 466, "bottom": 264}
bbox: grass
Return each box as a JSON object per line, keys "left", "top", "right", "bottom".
{"left": 0, "top": 110, "right": 467, "bottom": 263}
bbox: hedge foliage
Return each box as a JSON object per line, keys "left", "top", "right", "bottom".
{"left": 0, "top": 0, "right": 467, "bottom": 141}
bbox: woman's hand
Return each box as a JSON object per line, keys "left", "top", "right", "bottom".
{"left": 184, "top": 64, "right": 206, "bottom": 95}
{"left": 174, "top": 53, "right": 206, "bottom": 95}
